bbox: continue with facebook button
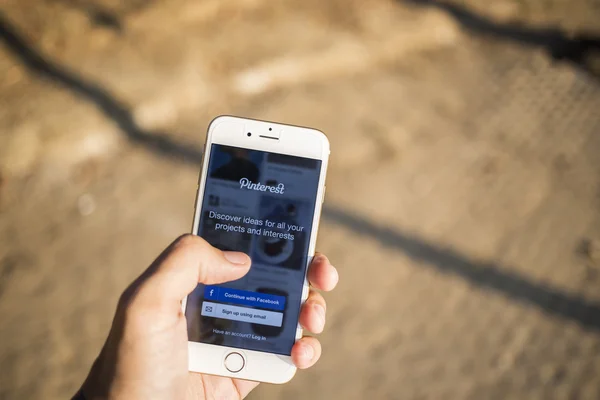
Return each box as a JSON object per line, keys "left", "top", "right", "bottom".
{"left": 204, "top": 286, "right": 286, "bottom": 311}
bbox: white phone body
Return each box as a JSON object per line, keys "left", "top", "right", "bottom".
{"left": 182, "top": 115, "right": 329, "bottom": 384}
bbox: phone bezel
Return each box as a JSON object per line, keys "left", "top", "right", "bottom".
{"left": 182, "top": 115, "right": 329, "bottom": 384}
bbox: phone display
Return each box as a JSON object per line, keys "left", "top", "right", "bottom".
{"left": 185, "top": 144, "right": 322, "bottom": 355}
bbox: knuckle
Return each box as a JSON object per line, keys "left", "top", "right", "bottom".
{"left": 173, "top": 234, "right": 206, "bottom": 252}
{"left": 175, "top": 233, "right": 198, "bottom": 246}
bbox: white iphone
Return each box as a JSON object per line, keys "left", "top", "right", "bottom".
{"left": 182, "top": 115, "right": 329, "bottom": 384}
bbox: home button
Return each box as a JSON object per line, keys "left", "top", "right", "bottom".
{"left": 224, "top": 352, "right": 245, "bottom": 373}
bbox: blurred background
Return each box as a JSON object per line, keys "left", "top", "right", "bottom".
{"left": 1, "top": 0, "right": 600, "bottom": 399}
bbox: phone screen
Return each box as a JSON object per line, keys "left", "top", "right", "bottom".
{"left": 185, "top": 144, "right": 322, "bottom": 356}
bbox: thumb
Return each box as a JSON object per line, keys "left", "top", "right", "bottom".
{"left": 133, "top": 234, "right": 251, "bottom": 308}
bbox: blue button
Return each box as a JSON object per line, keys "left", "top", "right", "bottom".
{"left": 204, "top": 286, "right": 286, "bottom": 311}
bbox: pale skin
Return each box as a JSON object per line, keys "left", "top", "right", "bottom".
{"left": 78, "top": 234, "right": 339, "bottom": 399}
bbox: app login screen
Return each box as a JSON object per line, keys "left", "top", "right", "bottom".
{"left": 185, "top": 144, "right": 322, "bottom": 355}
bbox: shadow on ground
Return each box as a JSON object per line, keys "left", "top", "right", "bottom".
{"left": 0, "top": 11, "right": 201, "bottom": 163}
{"left": 402, "top": 0, "right": 600, "bottom": 79}
{"left": 323, "top": 207, "right": 600, "bottom": 332}
{"left": 54, "top": 0, "right": 159, "bottom": 31}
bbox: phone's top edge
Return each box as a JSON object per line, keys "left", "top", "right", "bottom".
{"left": 208, "top": 115, "right": 329, "bottom": 140}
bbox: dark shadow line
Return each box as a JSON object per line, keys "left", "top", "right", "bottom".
{"left": 0, "top": 11, "right": 202, "bottom": 164}
{"left": 57, "top": 0, "right": 123, "bottom": 32}
{"left": 402, "top": 0, "right": 600, "bottom": 78}
{"left": 323, "top": 206, "right": 600, "bottom": 332}
{"left": 54, "top": 0, "right": 158, "bottom": 31}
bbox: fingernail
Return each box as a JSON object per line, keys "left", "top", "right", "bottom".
{"left": 302, "top": 343, "right": 314, "bottom": 360}
{"left": 223, "top": 251, "right": 250, "bottom": 265}
{"left": 314, "top": 255, "right": 328, "bottom": 264}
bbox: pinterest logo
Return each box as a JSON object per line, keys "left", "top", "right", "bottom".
{"left": 239, "top": 178, "right": 285, "bottom": 194}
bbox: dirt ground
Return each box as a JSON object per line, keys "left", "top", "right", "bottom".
{"left": 1, "top": 0, "right": 600, "bottom": 399}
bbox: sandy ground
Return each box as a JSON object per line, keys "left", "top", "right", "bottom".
{"left": 1, "top": 0, "right": 600, "bottom": 399}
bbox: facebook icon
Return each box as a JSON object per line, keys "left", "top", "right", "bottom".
{"left": 204, "top": 286, "right": 219, "bottom": 300}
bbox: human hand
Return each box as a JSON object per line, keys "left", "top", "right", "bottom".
{"left": 77, "top": 234, "right": 338, "bottom": 399}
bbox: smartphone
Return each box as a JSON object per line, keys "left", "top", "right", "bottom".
{"left": 182, "top": 116, "right": 329, "bottom": 384}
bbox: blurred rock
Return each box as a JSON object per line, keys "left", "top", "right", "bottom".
{"left": 77, "top": 193, "right": 96, "bottom": 216}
